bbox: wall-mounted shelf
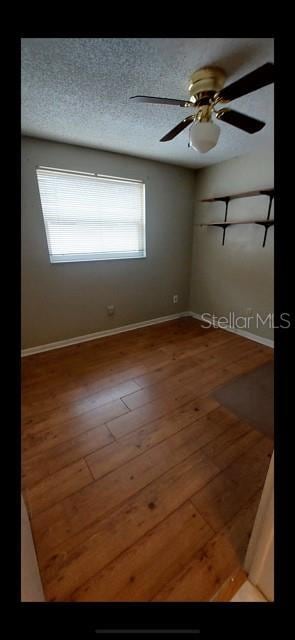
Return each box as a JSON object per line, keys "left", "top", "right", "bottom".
{"left": 200, "top": 188, "right": 274, "bottom": 203}
{"left": 198, "top": 188, "right": 274, "bottom": 247}
{"left": 198, "top": 220, "right": 274, "bottom": 247}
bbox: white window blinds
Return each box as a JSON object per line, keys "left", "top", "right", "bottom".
{"left": 36, "top": 167, "right": 146, "bottom": 263}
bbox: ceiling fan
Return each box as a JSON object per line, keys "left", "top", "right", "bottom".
{"left": 129, "top": 62, "right": 274, "bottom": 153}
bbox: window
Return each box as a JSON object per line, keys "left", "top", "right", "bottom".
{"left": 36, "top": 167, "right": 146, "bottom": 263}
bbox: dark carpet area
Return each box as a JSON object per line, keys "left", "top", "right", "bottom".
{"left": 213, "top": 361, "right": 274, "bottom": 439}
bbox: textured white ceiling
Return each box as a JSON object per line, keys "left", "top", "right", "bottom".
{"left": 21, "top": 38, "right": 274, "bottom": 168}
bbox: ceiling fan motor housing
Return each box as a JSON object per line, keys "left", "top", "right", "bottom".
{"left": 188, "top": 67, "right": 226, "bottom": 104}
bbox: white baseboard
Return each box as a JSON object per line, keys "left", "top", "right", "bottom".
{"left": 21, "top": 312, "right": 190, "bottom": 357}
{"left": 189, "top": 312, "right": 274, "bottom": 348}
{"left": 21, "top": 309, "right": 273, "bottom": 357}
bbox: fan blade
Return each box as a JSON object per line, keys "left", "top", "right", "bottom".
{"left": 216, "top": 108, "right": 265, "bottom": 134}
{"left": 129, "top": 95, "right": 189, "bottom": 107}
{"left": 217, "top": 63, "right": 274, "bottom": 103}
{"left": 160, "top": 115, "right": 195, "bottom": 142}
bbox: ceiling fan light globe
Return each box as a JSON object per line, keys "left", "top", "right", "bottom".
{"left": 190, "top": 121, "right": 220, "bottom": 153}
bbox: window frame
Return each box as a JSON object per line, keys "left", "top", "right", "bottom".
{"left": 36, "top": 166, "right": 146, "bottom": 264}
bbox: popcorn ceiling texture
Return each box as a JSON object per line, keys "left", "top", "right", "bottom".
{"left": 21, "top": 38, "right": 274, "bottom": 168}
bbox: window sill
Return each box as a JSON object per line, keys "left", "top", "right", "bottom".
{"left": 50, "top": 253, "right": 147, "bottom": 264}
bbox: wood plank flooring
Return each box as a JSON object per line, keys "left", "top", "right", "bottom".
{"left": 21, "top": 317, "right": 273, "bottom": 601}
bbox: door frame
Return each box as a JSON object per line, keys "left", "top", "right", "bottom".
{"left": 244, "top": 451, "right": 274, "bottom": 601}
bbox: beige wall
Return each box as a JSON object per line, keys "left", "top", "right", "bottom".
{"left": 189, "top": 148, "right": 274, "bottom": 340}
{"left": 21, "top": 137, "right": 195, "bottom": 349}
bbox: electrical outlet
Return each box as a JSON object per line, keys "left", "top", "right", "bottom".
{"left": 173, "top": 295, "right": 179, "bottom": 304}
{"left": 107, "top": 305, "right": 115, "bottom": 316}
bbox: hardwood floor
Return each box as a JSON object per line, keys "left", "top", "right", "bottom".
{"left": 211, "top": 568, "right": 248, "bottom": 602}
{"left": 21, "top": 317, "right": 273, "bottom": 601}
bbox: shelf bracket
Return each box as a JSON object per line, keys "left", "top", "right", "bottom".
{"left": 261, "top": 190, "right": 274, "bottom": 221}
{"left": 214, "top": 222, "right": 231, "bottom": 246}
{"left": 256, "top": 192, "right": 274, "bottom": 246}
{"left": 220, "top": 197, "right": 230, "bottom": 244}
{"left": 255, "top": 221, "right": 274, "bottom": 247}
